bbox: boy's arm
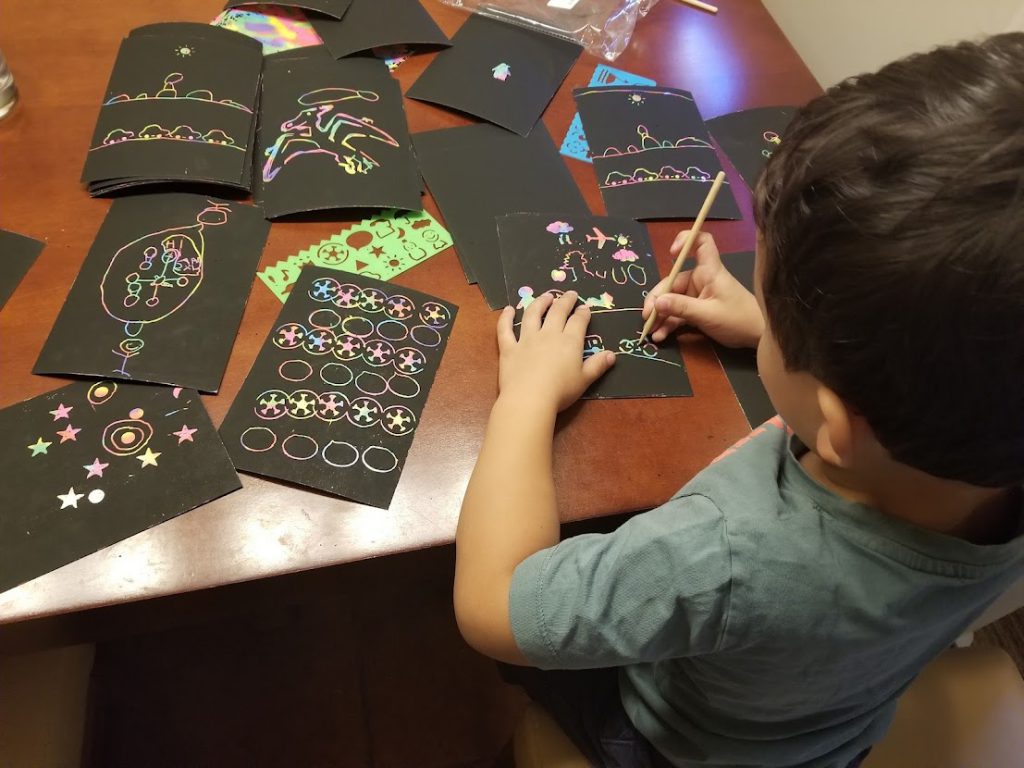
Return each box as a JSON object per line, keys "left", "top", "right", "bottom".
{"left": 454, "top": 291, "right": 615, "bottom": 664}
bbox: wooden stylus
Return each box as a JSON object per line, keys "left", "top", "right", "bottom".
{"left": 639, "top": 170, "right": 726, "bottom": 342}
{"left": 676, "top": 0, "right": 719, "bottom": 14}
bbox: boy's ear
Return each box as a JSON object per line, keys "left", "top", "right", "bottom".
{"left": 814, "top": 386, "right": 855, "bottom": 467}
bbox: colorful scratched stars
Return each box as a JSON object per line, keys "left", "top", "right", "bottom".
{"left": 137, "top": 447, "right": 161, "bottom": 467}
{"left": 492, "top": 63, "right": 511, "bottom": 81}
{"left": 28, "top": 437, "right": 52, "bottom": 456}
{"left": 58, "top": 487, "right": 85, "bottom": 509}
{"left": 172, "top": 425, "right": 198, "bottom": 444}
{"left": 84, "top": 458, "right": 110, "bottom": 478}
{"left": 56, "top": 424, "right": 82, "bottom": 443}
{"left": 49, "top": 403, "right": 73, "bottom": 420}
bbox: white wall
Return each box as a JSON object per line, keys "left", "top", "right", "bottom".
{"left": 762, "top": 0, "right": 1024, "bottom": 87}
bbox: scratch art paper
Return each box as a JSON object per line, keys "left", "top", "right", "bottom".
{"left": 713, "top": 251, "right": 774, "bottom": 427}
{"left": 81, "top": 23, "right": 262, "bottom": 195}
{"left": 0, "top": 229, "right": 45, "bottom": 310}
{"left": 498, "top": 214, "right": 691, "bottom": 399}
{"left": 706, "top": 106, "right": 797, "bottom": 191}
{"left": 219, "top": 268, "right": 457, "bottom": 509}
{"left": 34, "top": 194, "right": 270, "bottom": 393}
{"left": 211, "top": 5, "right": 322, "bottom": 54}
{"left": 257, "top": 209, "right": 453, "bottom": 302}
{"left": 310, "top": 0, "right": 449, "bottom": 60}
{"left": 413, "top": 123, "right": 589, "bottom": 308}
{"left": 573, "top": 86, "right": 741, "bottom": 221}
{"left": 255, "top": 48, "right": 421, "bottom": 218}
{"left": 224, "top": 0, "right": 352, "bottom": 20}
{"left": 0, "top": 381, "right": 239, "bottom": 594}
{"left": 560, "top": 65, "right": 656, "bottom": 164}
{"left": 406, "top": 14, "right": 582, "bottom": 137}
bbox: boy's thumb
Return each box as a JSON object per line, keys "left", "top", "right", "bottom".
{"left": 655, "top": 294, "right": 712, "bottom": 330}
{"left": 581, "top": 350, "right": 616, "bottom": 385}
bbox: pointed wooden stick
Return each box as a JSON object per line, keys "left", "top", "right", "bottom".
{"left": 639, "top": 170, "right": 726, "bottom": 342}
{"left": 676, "top": 0, "right": 718, "bottom": 14}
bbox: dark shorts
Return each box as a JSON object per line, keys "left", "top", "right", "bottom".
{"left": 501, "top": 664, "right": 872, "bottom": 768}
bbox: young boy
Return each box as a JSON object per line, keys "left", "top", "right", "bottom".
{"left": 453, "top": 32, "right": 1024, "bottom": 768}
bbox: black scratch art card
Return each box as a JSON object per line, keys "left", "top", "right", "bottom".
{"left": 255, "top": 48, "right": 421, "bottom": 218}
{"left": 224, "top": 0, "right": 352, "bottom": 20}
{"left": 706, "top": 106, "right": 797, "bottom": 191}
{"left": 81, "top": 23, "right": 262, "bottom": 195}
{"left": 219, "top": 268, "right": 457, "bottom": 509}
{"left": 35, "top": 194, "right": 270, "bottom": 393}
{"left": 573, "top": 86, "right": 741, "bottom": 220}
{"left": 0, "top": 381, "right": 239, "bottom": 593}
{"left": 310, "top": 0, "right": 450, "bottom": 60}
{"left": 498, "top": 213, "right": 691, "bottom": 399}
{"left": 0, "top": 229, "right": 45, "bottom": 310}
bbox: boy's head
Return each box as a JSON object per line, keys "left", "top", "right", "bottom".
{"left": 753, "top": 32, "right": 1024, "bottom": 488}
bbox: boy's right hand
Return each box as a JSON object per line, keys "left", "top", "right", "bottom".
{"left": 642, "top": 231, "right": 765, "bottom": 349}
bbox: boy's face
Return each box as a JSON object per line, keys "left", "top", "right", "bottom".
{"left": 753, "top": 245, "right": 824, "bottom": 449}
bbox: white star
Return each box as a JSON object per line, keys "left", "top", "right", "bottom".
{"left": 137, "top": 447, "right": 161, "bottom": 467}
{"left": 58, "top": 487, "right": 85, "bottom": 509}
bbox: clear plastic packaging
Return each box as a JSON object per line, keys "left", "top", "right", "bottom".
{"left": 438, "top": 0, "right": 661, "bottom": 61}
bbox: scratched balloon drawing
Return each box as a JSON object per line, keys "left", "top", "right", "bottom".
{"left": 497, "top": 213, "right": 692, "bottom": 399}
{"left": 100, "top": 201, "right": 229, "bottom": 376}
{"left": 220, "top": 268, "right": 458, "bottom": 508}
{"left": 0, "top": 380, "right": 240, "bottom": 593}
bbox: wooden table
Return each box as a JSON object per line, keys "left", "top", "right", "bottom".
{"left": 0, "top": 0, "right": 821, "bottom": 631}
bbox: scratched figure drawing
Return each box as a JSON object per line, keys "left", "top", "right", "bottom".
{"left": 0, "top": 380, "right": 239, "bottom": 594}
{"left": 35, "top": 194, "right": 271, "bottom": 393}
{"left": 255, "top": 47, "right": 421, "bottom": 218}
{"left": 497, "top": 213, "right": 692, "bottom": 399}
{"left": 573, "top": 86, "right": 741, "bottom": 221}
{"left": 219, "top": 268, "right": 458, "bottom": 509}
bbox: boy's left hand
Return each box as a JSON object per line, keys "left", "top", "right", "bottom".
{"left": 496, "top": 291, "right": 616, "bottom": 413}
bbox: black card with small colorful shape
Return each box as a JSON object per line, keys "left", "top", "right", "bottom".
{"left": 223, "top": 0, "right": 352, "bottom": 20}
{"left": 81, "top": 23, "right": 262, "bottom": 195}
{"left": 0, "top": 229, "right": 44, "bottom": 310}
{"left": 413, "top": 123, "right": 589, "bottom": 308}
{"left": 34, "top": 194, "right": 270, "bottom": 393}
{"left": 310, "top": 0, "right": 450, "bottom": 60}
{"left": 219, "top": 268, "right": 457, "bottom": 509}
{"left": 498, "top": 213, "right": 692, "bottom": 399}
{"left": 573, "top": 86, "right": 741, "bottom": 221}
{"left": 406, "top": 14, "right": 581, "bottom": 137}
{"left": 0, "top": 381, "right": 240, "bottom": 593}
{"left": 706, "top": 106, "right": 797, "bottom": 191}
{"left": 255, "top": 48, "right": 421, "bottom": 218}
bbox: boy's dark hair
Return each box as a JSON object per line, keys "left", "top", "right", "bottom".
{"left": 755, "top": 32, "right": 1024, "bottom": 487}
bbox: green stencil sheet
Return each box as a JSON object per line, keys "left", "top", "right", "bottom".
{"left": 257, "top": 209, "right": 453, "bottom": 302}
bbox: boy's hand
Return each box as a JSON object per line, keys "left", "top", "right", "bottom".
{"left": 642, "top": 231, "right": 765, "bottom": 349}
{"left": 496, "top": 290, "right": 616, "bottom": 413}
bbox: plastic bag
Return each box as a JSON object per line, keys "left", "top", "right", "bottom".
{"left": 437, "top": 0, "right": 661, "bottom": 61}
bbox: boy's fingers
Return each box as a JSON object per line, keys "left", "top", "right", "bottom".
{"left": 564, "top": 303, "right": 592, "bottom": 337}
{"left": 496, "top": 306, "right": 516, "bottom": 352}
{"left": 655, "top": 294, "right": 713, "bottom": 331}
{"left": 543, "top": 290, "right": 578, "bottom": 329}
{"left": 522, "top": 291, "right": 553, "bottom": 335}
{"left": 651, "top": 316, "right": 683, "bottom": 342}
{"left": 581, "top": 350, "right": 616, "bottom": 386}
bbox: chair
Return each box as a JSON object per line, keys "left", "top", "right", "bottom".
{"left": 513, "top": 645, "right": 1024, "bottom": 768}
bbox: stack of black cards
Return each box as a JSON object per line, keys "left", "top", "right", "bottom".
{"left": 254, "top": 46, "right": 421, "bottom": 219}
{"left": 34, "top": 193, "right": 270, "bottom": 393}
{"left": 310, "top": 0, "right": 450, "bottom": 60}
{"left": 81, "top": 23, "right": 263, "bottom": 196}
{"left": 574, "top": 86, "right": 741, "bottom": 220}
{"left": 497, "top": 213, "right": 691, "bottom": 399}
{"left": 220, "top": 268, "right": 457, "bottom": 509}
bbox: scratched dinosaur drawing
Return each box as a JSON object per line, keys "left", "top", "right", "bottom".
{"left": 262, "top": 88, "right": 400, "bottom": 182}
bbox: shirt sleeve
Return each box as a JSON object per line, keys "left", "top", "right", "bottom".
{"left": 508, "top": 493, "right": 732, "bottom": 670}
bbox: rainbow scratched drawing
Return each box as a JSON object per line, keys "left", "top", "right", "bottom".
{"left": 100, "top": 202, "right": 230, "bottom": 375}
{"left": 598, "top": 125, "right": 712, "bottom": 158}
{"left": 211, "top": 7, "right": 321, "bottom": 54}
{"left": 262, "top": 88, "right": 400, "bottom": 182}
{"left": 93, "top": 124, "right": 243, "bottom": 152}
{"left": 104, "top": 72, "right": 253, "bottom": 112}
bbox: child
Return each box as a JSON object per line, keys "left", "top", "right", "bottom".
{"left": 454, "top": 32, "right": 1024, "bottom": 768}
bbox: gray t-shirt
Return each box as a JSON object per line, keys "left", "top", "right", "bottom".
{"left": 509, "top": 417, "right": 1024, "bottom": 768}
